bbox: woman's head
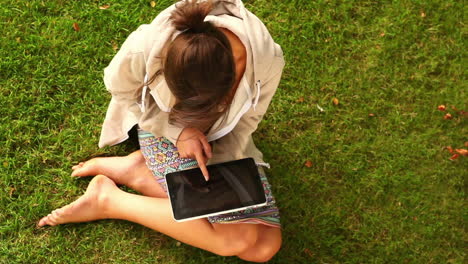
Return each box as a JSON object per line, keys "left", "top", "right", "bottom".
{"left": 164, "top": 0, "right": 236, "bottom": 133}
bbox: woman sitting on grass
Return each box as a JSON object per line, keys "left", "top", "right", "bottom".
{"left": 38, "top": 0, "right": 285, "bottom": 262}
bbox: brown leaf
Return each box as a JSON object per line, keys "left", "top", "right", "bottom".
{"left": 421, "top": 12, "right": 426, "bottom": 18}
{"left": 368, "top": 113, "right": 375, "bottom": 117}
{"left": 449, "top": 154, "right": 459, "bottom": 160}
{"left": 111, "top": 40, "right": 118, "bottom": 51}
{"left": 150, "top": 1, "right": 156, "bottom": 8}
{"left": 297, "top": 97, "right": 304, "bottom": 103}
{"left": 380, "top": 32, "right": 385, "bottom": 37}
{"left": 304, "top": 248, "right": 314, "bottom": 257}
{"left": 99, "top": 4, "right": 110, "bottom": 10}
{"left": 455, "top": 149, "right": 468, "bottom": 156}
{"left": 72, "top": 22, "right": 80, "bottom": 31}
{"left": 9, "top": 187, "right": 15, "bottom": 197}
{"left": 443, "top": 113, "right": 452, "bottom": 120}
{"left": 446, "top": 146, "right": 454, "bottom": 154}
{"left": 304, "top": 160, "right": 313, "bottom": 168}
{"left": 437, "top": 105, "right": 446, "bottom": 111}
{"left": 332, "top": 98, "right": 339, "bottom": 105}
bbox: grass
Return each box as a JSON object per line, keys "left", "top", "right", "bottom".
{"left": 0, "top": 0, "right": 466, "bottom": 263}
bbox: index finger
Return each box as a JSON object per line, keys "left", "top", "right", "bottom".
{"left": 199, "top": 135, "right": 212, "bottom": 159}
{"left": 195, "top": 152, "right": 210, "bottom": 181}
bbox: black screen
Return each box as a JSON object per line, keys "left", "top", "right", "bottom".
{"left": 165, "top": 158, "right": 266, "bottom": 221}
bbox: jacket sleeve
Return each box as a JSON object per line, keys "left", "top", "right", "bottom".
{"left": 103, "top": 30, "right": 146, "bottom": 102}
{"left": 100, "top": 27, "right": 186, "bottom": 147}
{"left": 211, "top": 56, "right": 285, "bottom": 162}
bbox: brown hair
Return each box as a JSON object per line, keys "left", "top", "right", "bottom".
{"left": 163, "top": 0, "right": 236, "bottom": 133}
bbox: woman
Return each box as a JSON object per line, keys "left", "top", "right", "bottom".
{"left": 38, "top": 0, "right": 285, "bottom": 262}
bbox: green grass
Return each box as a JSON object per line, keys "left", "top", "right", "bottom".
{"left": 0, "top": 0, "right": 466, "bottom": 263}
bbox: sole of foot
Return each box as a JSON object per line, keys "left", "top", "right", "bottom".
{"left": 38, "top": 175, "right": 117, "bottom": 227}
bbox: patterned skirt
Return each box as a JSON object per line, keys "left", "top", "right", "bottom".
{"left": 138, "top": 129, "right": 281, "bottom": 228}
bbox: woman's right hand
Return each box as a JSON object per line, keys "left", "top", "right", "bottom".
{"left": 176, "top": 127, "right": 212, "bottom": 181}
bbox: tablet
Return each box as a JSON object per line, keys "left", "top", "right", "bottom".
{"left": 165, "top": 158, "right": 267, "bottom": 222}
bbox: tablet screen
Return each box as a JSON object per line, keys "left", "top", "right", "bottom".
{"left": 165, "top": 158, "right": 266, "bottom": 221}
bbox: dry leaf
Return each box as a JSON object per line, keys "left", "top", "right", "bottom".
{"left": 421, "top": 12, "right": 426, "bottom": 18}
{"left": 111, "top": 40, "right": 118, "bottom": 51}
{"left": 455, "top": 149, "right": 468, "bottom": 156}
{"left": 304, "top": 248, "right": 314, "bottom": 257}
{"left": 332, "top": 98, "right": 339, "bottom": 105}
{"left": 73, "top": 22, "right": 80, "bottom": 31}
{"left": 443, "top": 113, "right": 452, "bottom": 120}
{"left": 380, "top": 32, "right": 385, "bottom": 37}
{"left": 150, "top": 1, "right": 156, "bottom": 7}
{"left": 437, "top": 105, "right": 446, "bottom": 111}
{"left": 99, "top": 4, "right": 110, "bottom": 10}
{"left": 368, "top": 113, "right": 375, "bottom": 117}
{"left": 446, "top": 146, "right": 454, "bottom": 154}
{"left": 449, "top": 154, "right": 459, "bottom": 160}
{"left": 297, "top": 97, "right": 304, "bottom": 103}
{"left": 304, "top": 160, "right": 313, "bottom": 168}
{"left": 9, "top": 187, "right": 15, "bottom": 197}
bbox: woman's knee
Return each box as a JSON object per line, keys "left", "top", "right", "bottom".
{"left": 249, "top": 236, "right": 282, "bottom": 262}
{"left": 237, "top": 227, "right": 282, "bottom": 262}
{"left": 214, "top": 224, "right": 259, "bottom": 256}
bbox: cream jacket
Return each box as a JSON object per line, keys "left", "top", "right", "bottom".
{"left": 99, "top": 0, "right": 285, "bottom": 167}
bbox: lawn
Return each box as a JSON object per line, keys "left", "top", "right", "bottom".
{"left": 0, "top": 0, "right": 466, "bottom": 263}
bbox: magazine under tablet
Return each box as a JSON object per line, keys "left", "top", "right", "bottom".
{"left": 165, "top": 158, "right": 267, "bottom": 222}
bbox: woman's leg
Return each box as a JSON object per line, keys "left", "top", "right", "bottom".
{"left": 38, "top": 175, "right": 281, "bottom": 262}
{"left": 71, "top": 150, "right": 167, "bottom": 198}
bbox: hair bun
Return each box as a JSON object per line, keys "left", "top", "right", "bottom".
{"left": 170, "top": 0, "right": 213, "bottom": 33}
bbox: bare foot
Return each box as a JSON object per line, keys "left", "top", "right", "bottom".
{"left": 71, "top": 150, "right": 145, "bottom": 185}
{"left": 38, "top": 175, "right": 117, "bottom": 227}
{"left": 71, "top": 150, "right": 166, "bottom": 197}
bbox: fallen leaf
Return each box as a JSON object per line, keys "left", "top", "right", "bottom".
{"left": 332, "top": 98, "right": 339, "bottom": 105}
{"left": 455, "top": 149, "right": 468, "bottom": 156}
{"left": 380, "top": 32, "right": 385, "bottom": 37}
{"left": 9, "top": 187, "right": 15, "bottom": 197}
{"left": 443, "top": 113, "right": 452, "bottom": 120}
{"left": 368, "top": 113, "right": 375, "bottom": 117}
{"left": 111, "top": 40, "right": 118, "bottom": 51}
{"left": 297, "top": 97, "right": 304, "bottom": 103}
{"left": 421, "top": 12, "right": 426, "bottom": 18}
{"left": 304, "top": 248, "right": 314, "bottom": 257}
{"left": 150, "top": 1, "right": 156, "bottom": 7}
{"left": 446, "top": 146, "right": 454, "bottom": 154}
{"left": 304, "top": 160, "right": 313, "bottom": 168}
{"left": 73, "top": 22, "right": 80, "bottom": 31}
{"left": 99, "top": 4, "right": 110, "bottom": 10}
{"left": 449, "top": 154, "right": 459, "bottom": 160}
{"left": 437, "top": 105, "right": 446, "bottom": 111}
